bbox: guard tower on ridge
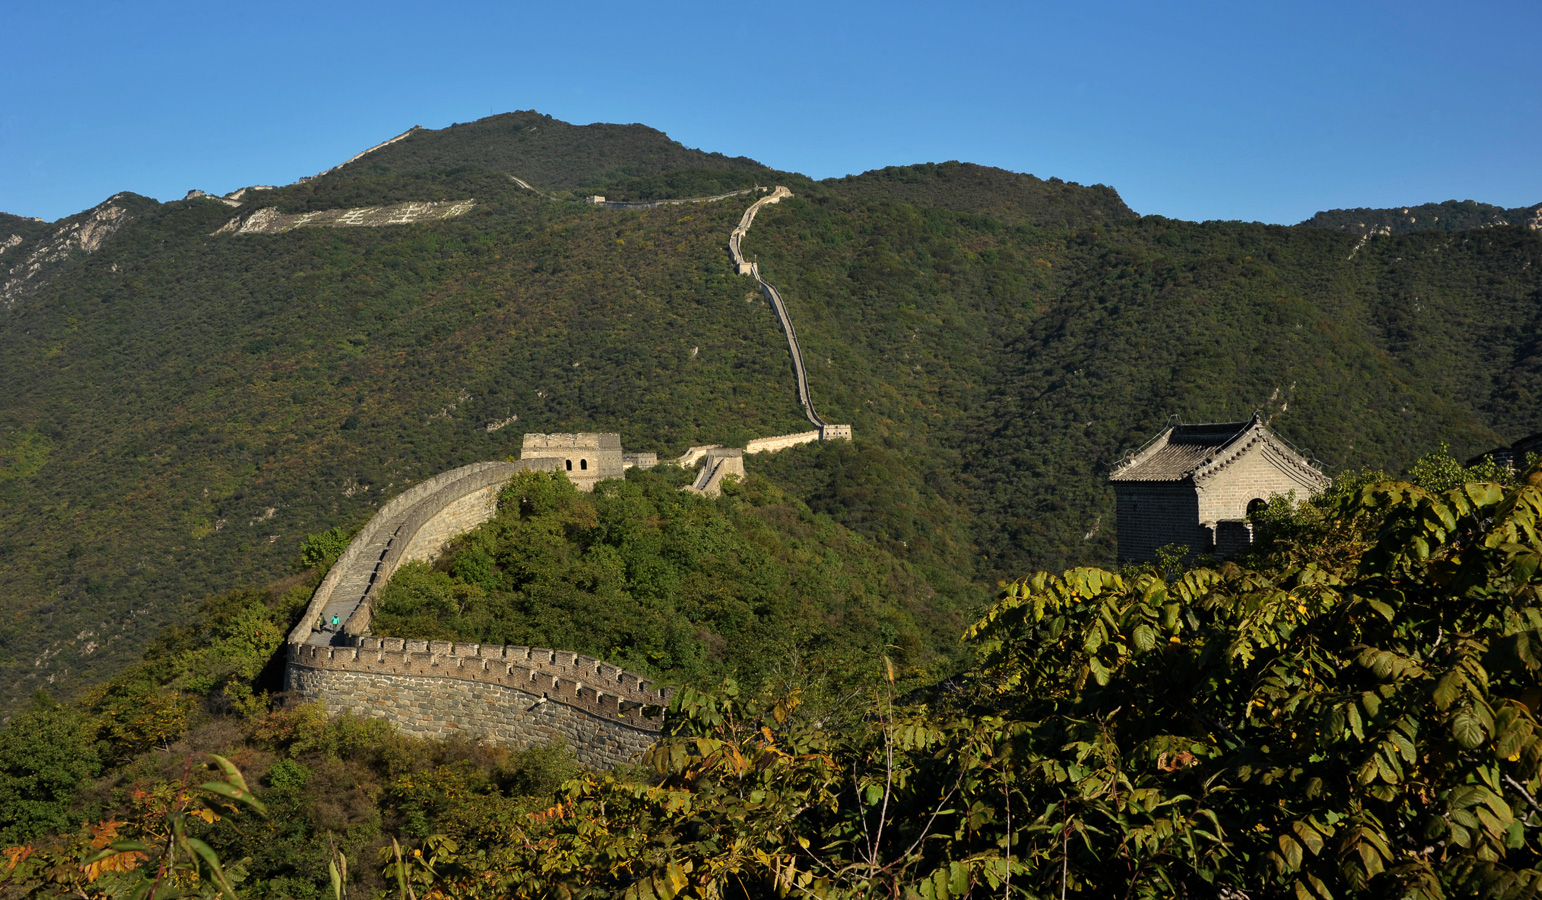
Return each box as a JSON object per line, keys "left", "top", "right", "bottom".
{"left": 1109, "top": 414, "right": 1329, "bottom": 561}
{"left": 520, "top": 433, "right": 626, "bottom": 491}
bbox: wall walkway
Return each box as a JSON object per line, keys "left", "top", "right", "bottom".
{"left": 284, "top": 458, "right": 672, "bottom": 768}
{"left": 727, "top": 187, "right": 827, "bottom": 429}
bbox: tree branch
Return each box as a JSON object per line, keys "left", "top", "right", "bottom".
{"left": 1504, "top": 773, "right": 1542, "bottom": 820}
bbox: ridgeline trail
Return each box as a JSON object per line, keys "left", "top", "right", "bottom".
{"left": 507, "top": 178, "right": 825, "bottom": 430}
{"left": 725, "top": 186, "right": 824, "bottom": 429}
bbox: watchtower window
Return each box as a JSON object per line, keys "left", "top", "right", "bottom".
{"left": 580, "top": 459, "right": 588, "bottom": 471}
{"left": 1247, "top": 498, "right": 1267, "bottom": 516}
{"left": 565, "top": 459, "right": 572, "bottom": 471}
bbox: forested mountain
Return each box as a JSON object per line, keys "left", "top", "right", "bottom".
{"left": 1300, "top": 198, "right": 1542, "bottom": 235}
{"left": 1, "top": 112, "right": 1540, "bottom": 715}
{"left": 333, "top": 110, "right": 767, "bottom": 198}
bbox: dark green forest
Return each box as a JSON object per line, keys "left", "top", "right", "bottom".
{"left": 370, "top": 468, "right": 971, "bottom": 688}
{"left": 1301, "top": 198, "right": 1542, "bottom": 235}
{"left": 1, "top": 110, "right": 1539, "bottom": 719}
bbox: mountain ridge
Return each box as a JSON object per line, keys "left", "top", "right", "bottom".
{"left": 1300, "top": 198, "right": 1542, "bottom": 235}
{"left": 1, "top": 111, "right": 1539, "bottom": 715}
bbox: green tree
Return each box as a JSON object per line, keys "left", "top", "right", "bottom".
{"left": 0, "top": 692, "right": 102, "bottom": 843}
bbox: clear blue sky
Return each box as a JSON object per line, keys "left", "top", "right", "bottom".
{"left": 3, "top": 0, "right": 1538, "bottom": 224}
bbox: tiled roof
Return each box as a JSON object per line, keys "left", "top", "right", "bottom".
{"left": 1110, "top": 419, "right": 1255, "bottom": 482}
{"left": 1110, "top": 413, "right": 1327, "bottom": 489}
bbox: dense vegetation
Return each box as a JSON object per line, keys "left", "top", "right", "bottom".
{"left": 1301, "top": 199, "right": 1542, "bottom": 235}
{"left": 824, "top": 160, "right": 1135, "bottom": 228}
{"left": 5, "top": 451, "right": 1542, "bottom": 898}
{"left": 342, "top": 111, "right": 767, "bottom": 198}
{"left": 371, "top": 467, "right": 971, "bottom": 688}
{"left": 2, "top": 110, "right": 1540, "bottom": 716}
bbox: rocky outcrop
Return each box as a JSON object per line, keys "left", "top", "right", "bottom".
{"left": 214, "top": 200, "right": 476, "bottom": 236}
{"left": 1, "top": 201, "right": 131, "bottom": 307}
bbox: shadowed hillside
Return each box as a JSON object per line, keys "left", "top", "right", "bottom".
{"left": 1300, "top": 198, "right": 1542, "bottom": 235}
{"left": 1, "top": 111, "right": 1540, "bottom": 714}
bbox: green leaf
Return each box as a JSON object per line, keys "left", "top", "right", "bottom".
{"left": 83, "top": 841, "right": 153, "bottom": 865}
{"left": 1132, "top": 623, "right": 1157, "bottom": 652}
{"left": 1278, "top": 834, "right": 1304, "bottom": 872}
{"left": 1292, "top": 820, "right": 1324, "bottom": 855}
{"left": 1452, "top": 709, "right": 1486, "bottom": 750}
{"left": 1434, "top": 672, "right": 1465, "bottom": 710}
{"left": 1088, "top": 655, "right": 1112, "bottom": 686}
{"left": 186, "top": 838, "right": 238, "bottom": 900}
{"left": 207, "top": 754, "right": 250, "bottom": 794}
{"left": 1347, "top": 703, "right": 1364, "bottom": 741}
{"left": 199, "top": 780, "right": 267, "bottom": 816}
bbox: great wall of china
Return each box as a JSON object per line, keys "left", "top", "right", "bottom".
{"left": 283, "top": 184, "right": 850, "bottom": 767}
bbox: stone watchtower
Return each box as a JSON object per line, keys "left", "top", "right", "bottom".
{"left": 520, "top": 433, "right": 626, "bottom": 491}
{"left": 1109, "top": 414, "right": 1329, "bottom": 561}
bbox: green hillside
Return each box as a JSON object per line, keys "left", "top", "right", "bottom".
{"left": 823, "top": 160, "right": 1136, "bottom": 228}
{"left": 1300, "top": 198, "right": 1542, "bottom": 234}
{"left": 334, "top": 110, "right": 767, "bottom": 197}
{"left": 1, "top": 112, "right": 1540, "bottom": 715}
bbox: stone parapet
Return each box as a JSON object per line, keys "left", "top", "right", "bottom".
{"left": 284, "top": 454, "right": 675, "bottom": 768}
{"left": 288, "top": 641, "right": 670, "bottom": 727}
{"left": 745, "top": 431, "right": 820, "bottom": 454}
{"left": 289, "top": 459, "right": 562, "bottom": 647}
{"left": 286, "top": 668, "right": 657, "bottom": 769}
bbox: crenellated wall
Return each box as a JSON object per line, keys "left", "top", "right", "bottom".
{"left": 285, "top": 456, "right": 672, "bottom": 768}
{"left": 745, "top": 430, "right": 821, "bottom": 454}
{"left": 287, "top": 638, "right": 665, "bottom": 768}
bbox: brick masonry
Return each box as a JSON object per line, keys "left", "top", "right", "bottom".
{"left": 287, "top": 668, "right": 657, "bottom": 769}
{"left": 1112, "top": 418, "right": 1329, "bottom": 562}
{"left": 286, "top": 638, "right": 669, "bottom": 769}
{"left": 1114, "top": 481, "right": 1210, "bottom": 563}
{"left": 285, "top": 455, "right": 672, "bottom": 769}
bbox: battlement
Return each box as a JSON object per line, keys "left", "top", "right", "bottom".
{"left": 622, "top": 451, "right": 658, "bottom": 469}
{"left": 289, "top": 638, "right": 671, "bottom": 727}
{"left": 522, "top": 433, "right": 623, "bottom": 452}
{"left": 520, "top": 433, "right": 626, "bottom": 490}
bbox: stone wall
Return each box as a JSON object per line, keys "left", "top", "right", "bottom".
{"left": 687, "top": 450, "right": 745, "bottom": 497}
{"left": 1113, "top": 481, "right": 1209, "bottom": 562}
{"left": 285, "top": 455, "right": 672, "bottom": 768}
{"left": 745, "top": 430, "right": 821, "bottom": 454}
{"left": 520, "top": 433, "right": 626, "bottom": 491}
{"left": 399, "top": 482, "right": 503, "bottom": 565}
{"left": 286, "top": 638, "right": 669, "bottom": 769}
{"left": 289, "top": 461, "right": 545, "bottom": 646}
{"left": 1195, "top": 444, "right": 1317, "bottom": 525}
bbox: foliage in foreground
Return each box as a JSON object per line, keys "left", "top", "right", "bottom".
{"left": 5, "top": 459, "right": 1542, "bottom": 898}
{"left": 373, "top": 467, "right": 1542, "bottom": 899}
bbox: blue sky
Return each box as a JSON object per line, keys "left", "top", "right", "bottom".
{"left": 3, "top": 0, "right": 1538, "bottom": 224}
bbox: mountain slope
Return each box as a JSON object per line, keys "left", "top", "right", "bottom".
{"left": 329, "top": 110, "right": 767, "bottom": 196}
{"left": 823, "top": 160, "right": 1137, "bottom": 228}
{"left": 1300, "top": 198, "right": 1542, "bottom": 235}
{"left": 1, "top": 112, "right": 1540, "bottom": 713}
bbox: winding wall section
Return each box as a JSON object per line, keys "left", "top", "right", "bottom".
{"left": 285, "top": 458, "right": 672, "bottom": 768}
{"left": 728, "top": 187, "right": 826, "bottom": 429}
